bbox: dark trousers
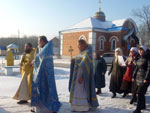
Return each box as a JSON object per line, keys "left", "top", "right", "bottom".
{"left": 136, "top": 82, "right": 149, "bottom": 110}
{"left": 137, "top": 93, "right": 145, "bottom": 110}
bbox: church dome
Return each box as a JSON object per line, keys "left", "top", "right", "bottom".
{"left": 94, "top": 11, "right": 106, "bottom": 21}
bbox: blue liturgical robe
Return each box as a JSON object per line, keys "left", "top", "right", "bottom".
{"left": 31, "top": 40, "right": 61, "bottom": 112}
{"left": 69, "top": 45, "right": 99, "bottom": 108}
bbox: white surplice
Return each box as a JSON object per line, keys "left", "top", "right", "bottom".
{"left": 71, "top": 68, "right": 90, "bottom": 112}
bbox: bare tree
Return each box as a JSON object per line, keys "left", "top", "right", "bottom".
{"left": 137, "top": 24, "right": 148, "bottom": 44}
{"left": 132, "top": 5, "right": 150, "bottom": 31}
{"left": 132, "top": 5, "right": 150, "bottom": 45}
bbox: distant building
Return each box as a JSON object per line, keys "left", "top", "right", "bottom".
{"left": 59, "top": 7, "right": 139, "bottom": 58}
{"left": 7, "top": 44, "right": 19, "bottom": 59}
{"left": 0, "top": 46, "right": 7, "bottom": 56}
{"left": 7, "top": 44, "right": 19, "bottom": 54}
{"left": 52, "top": 37, "right": 60, "bottom": 55}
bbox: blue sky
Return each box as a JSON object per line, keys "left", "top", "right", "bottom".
{"left": 0, "top": 0, "right": 149, "bottom": 39}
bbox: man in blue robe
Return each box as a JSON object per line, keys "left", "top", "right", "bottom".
{"left": 69, "top": 39, "right": 99, "bottom": 112}
{"left": 31, "top": 36, "right": 61, "bottom": 113}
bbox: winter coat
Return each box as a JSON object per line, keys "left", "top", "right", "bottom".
{"left": 109, "top": 56, "right": 126, "bottom": 93}
{"left": 133, "top": 55, "right": 150, "bottom": 85}
{"left": 94, "top": 56, "right": 107, "bottom": 88}
{"left": 121, "top": 55, "right": 138, "bottom": 92}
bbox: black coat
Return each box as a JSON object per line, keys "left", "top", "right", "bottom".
{"left": 133, "top": 55, "right": 150, "bottom": 85}
{"left": 94, "top": 56, "right": 107, "bottom": 88}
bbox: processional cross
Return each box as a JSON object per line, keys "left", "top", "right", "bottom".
{"left": 68, "top": 46, "right": 74, "bottom": 59}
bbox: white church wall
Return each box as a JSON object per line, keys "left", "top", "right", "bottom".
{"left": 60, "top": 34, "right": 63, "bottom": 55}
{"left": 89, "top": 32, "right": 96, "bottom": 52}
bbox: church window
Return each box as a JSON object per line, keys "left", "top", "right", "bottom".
{"left": 109, "top": 36, "right": 119, "bottom": 51}
{"left": 99, "top": 36, "right": 106, "bottom": 51}
{"left": 79, "top": 35, "right": 87, "bottom": 41}
{"left": 100, "top": 39, "right": 104, "bottom": 50}
{"left": 130, "top": 38, "right": 135, "bottom": 43}
{"left": 111, "top": 39, "right": 116, "bottom": 51}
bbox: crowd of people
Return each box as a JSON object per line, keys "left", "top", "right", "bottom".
{"left": 12, "top": 36, "right": 150, "bottom": 113}
{"left": 108, "top": 46, "right": 150, "bottom": 113}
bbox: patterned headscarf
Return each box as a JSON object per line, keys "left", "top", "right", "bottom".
{"left": 130, "top": 47, "right": 138, "bottom": 53}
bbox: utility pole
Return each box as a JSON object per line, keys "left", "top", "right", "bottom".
{"left": 18, "top": 29, "right": 20, "bottom": 38}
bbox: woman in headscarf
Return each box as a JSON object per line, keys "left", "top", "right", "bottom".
{"left": 132, "top": 46, "right": 150, "bottom": 113}
{"left": 108, "top": 48, "right": 126, "bottom": 98}
{"left": 121, "top": 47, "right": 139, "bottom": 100}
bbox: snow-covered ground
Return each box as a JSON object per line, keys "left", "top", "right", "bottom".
{"left": 0, "top": 59, "right": 150, "bottom": 113}
{"left": 54, "top": 58, "right": 70, "bottom": 64}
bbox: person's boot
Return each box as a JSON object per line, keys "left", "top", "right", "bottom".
{"left": 133, "top": 109, "right": 141, "bottom": 113}
{"left": 96, "top": 89, "right": 101, "bottom": 95}
{"left": 31, "top": 109, "right": 35, "bottom": 113}
{"left": 130, "top": 96, "right": 137, "bottom": 104}
{"left": 17, "top": 100, "right": 28, "bottom": 104}
{"left": 111, "top": 92, "right": 116, "bottom": 98}
{"left": 122, "top": 92, "right": 128, "bottom": 98}
{"left": 31, "top": 107, "right": 35, "bottom": 112}
{"left": 141, "top": 105, "right": 146, "bottom": 110}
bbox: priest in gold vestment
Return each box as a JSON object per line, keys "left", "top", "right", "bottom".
{"left": 13, "top": 43, "right": 36, "bottom": 104}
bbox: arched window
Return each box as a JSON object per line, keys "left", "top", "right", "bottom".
{"left": 100, "top": 39, "right": 104, "bottom": 50}
{"left": 130, "top": 38, "right": 135, "bottom": 43}
{"left": 99, "top": 36, "right": 106, "bottom": 51}
{"left": 109, "top": 36, "right": 119, "bottom": 51}
{"left": 111, "top": 39, "right": 116, "bottom": 50}
{"left": 79, "top": 35, "right": 87, "bottom": 41}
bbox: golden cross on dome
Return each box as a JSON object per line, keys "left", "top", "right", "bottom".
{"left": 99, "top": 0, "right": 102, "bottom": 12}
